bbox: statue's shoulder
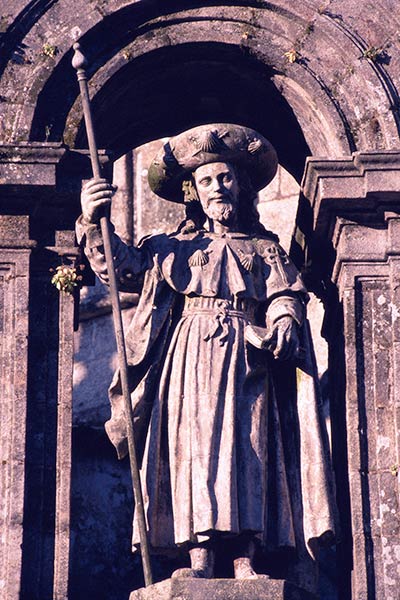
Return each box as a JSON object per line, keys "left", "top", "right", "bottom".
{"left": 137, "top": 231, "right": 199, "bottom": 266}
{"left": 167, "top": 230, "right": 204, "bottom": 243}
{"left": 251, "top": 232, "right": 283, "bottom": 256}
{"left": 137, "top": 231, "right": 175, "bottom": 250}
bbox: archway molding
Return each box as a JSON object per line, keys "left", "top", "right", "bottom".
{"left": 1, "top": 1, "right": 399, "bottom": 182}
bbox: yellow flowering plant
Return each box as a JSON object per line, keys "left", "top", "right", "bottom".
{"left": 50, "top": 265, "right": 84, "bottom": 294}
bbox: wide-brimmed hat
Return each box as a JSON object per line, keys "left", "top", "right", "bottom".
{"left": 148, "top": 123, "right": 278, "bottom": 203}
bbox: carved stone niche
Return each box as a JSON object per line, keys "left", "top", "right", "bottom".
{"left": 300, "top": 152, "right": 400, "bottom": 600}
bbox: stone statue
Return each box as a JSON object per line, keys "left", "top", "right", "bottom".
{"left": 76, "top": 124, "right": 335, "bottom": 589}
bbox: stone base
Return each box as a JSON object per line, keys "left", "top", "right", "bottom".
{"left": 129, "top": 578, "right": 317, "bottom": 600}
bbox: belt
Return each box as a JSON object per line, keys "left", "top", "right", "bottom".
{"left": 183, "top": 296, "right": 255, "bottom": 313}
{"left": 182, "top": 296, "right": 256, "bottom": 345}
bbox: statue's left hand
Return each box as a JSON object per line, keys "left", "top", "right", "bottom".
{"left": 266, "top": 316, "right": 300, "bottom": 361}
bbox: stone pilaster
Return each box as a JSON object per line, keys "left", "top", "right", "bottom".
{"left": 301, "top": 153, "right": 400, "bottom": 600}
{"left": 0, "top": 216, "right": 34, "bottom": 600}
{"left": 0, "top": 143, "right": 108, "bottom": 600}
{"left": 53, "top": 232, "right": 79, "bottom": 600}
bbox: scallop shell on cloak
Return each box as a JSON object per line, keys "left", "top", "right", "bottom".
{"left": 237, "top": 249, "right": 256, "bottom": 272}
{"left": 188, "top": 249, "right": 209, "bottom": 267}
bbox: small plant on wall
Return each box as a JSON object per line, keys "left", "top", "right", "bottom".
{"left": 50, "top": 264, "right": 84, "bottom": 294}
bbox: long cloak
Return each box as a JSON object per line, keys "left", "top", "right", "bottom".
{"left": 77, "top": 221, "right": 336, "bottom": 586}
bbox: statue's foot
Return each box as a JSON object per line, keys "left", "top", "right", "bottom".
{"left": 233, "top": 557, "right": 270, "bottom": 580}
{"left": 171, "top": 567, "right": 208, "bottom": 579}
{"left": 189, "top": 545, "right": 214, "bottom": 578}
{"left": 172, "top": 544, "right": 214, "bottom": 578}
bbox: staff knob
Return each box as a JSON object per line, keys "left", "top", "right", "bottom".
{"left": 72, "top": 42, "right": 88, "bottom": 71}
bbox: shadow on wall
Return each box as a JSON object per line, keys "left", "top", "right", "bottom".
{"left": 69, "top": 427, "right": 140, "bottom": 599}
{"left": 69, "top": 426, "right": 187, "bottom": 599}
{"left": 71, "top": 284, "right": 138, "bottom": 599}
{"left": 71, "top": 279, "right": 184, "bottom": 597}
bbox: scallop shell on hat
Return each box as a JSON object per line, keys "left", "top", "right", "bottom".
{"left": 247, "top": 138, "right": 263, "bottom": 154}
{"left": 192, "top": 129, "right": 228, "bottom": 155}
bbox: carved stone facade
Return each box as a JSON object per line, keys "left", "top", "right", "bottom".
{"left": 0, "top": 216, "right": 31, "bottom": 600}
{"left": 301, "top": 154, "right": 400, "bottom": 600}
{"left": 0, "top": 145, "right": 109, "bottom": 600}
{"left": 0, "top": 2, "right": 400, "bottom": 599}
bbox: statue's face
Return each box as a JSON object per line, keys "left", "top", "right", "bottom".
{"left": 193, "top": 162, "right": 239, "bottom": 224}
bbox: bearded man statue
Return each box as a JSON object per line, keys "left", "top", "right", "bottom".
{"left": 76, "top": 124, "right": 336, "bottom": 594}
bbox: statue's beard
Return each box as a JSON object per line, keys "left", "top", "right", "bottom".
{"left": 205, "top": 201, "right": 236, "bottom": 224}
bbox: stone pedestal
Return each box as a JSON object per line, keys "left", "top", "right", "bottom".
{"left": 130, "top": 579, "right": 316, "bottom": 600}
{"left": 301, "top": 152, "right": 400, "bottom": 600}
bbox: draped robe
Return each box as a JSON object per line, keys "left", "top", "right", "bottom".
{"left": 77, "top": 219, "right": 336, "bottom": 572}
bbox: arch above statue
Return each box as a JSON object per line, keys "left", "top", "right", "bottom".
{"left": 1, "top": 1, "right": 399, "bottom": 185}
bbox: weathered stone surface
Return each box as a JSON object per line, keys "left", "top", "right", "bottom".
{"left": 0, "top": 216, "right": 31, "bottom": 600}
{"left": 111, "top": 151, "right": 134, "bottom": 245}
{"left": 54, "top": 232, "right": 77, "bottom": 600}
{"left": 301, "top": 154, "right": 400, "bottom": 600}
{"left": 3, "top": 1, "right": 400, "bottom": 173}
{"left": 0, "top": 146, "right": 82, "bottom": 600}
{"left": 130, "top": 578, "right": 316, "bottom": 600}
{"left": 0, "top": 143, "right": 66, "bottom": 203}
{"left": 78, "top": 124, "right": 335, "bottom": 600}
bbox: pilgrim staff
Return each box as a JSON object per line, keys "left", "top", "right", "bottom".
{"left": 72, "top": 42, "right": 153, "bottom": 587}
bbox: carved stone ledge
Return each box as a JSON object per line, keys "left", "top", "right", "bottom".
{"left": 0, "top": 143, "right": 66, "bottom": 187}
{"left": 0, "top": 144, "right": 112, "bottom": 206}
{"left": 130, "top": 578, "right": 316, "bottom": 600}
{"left": 301, "top": 151, "right": 400, "bottom": 240}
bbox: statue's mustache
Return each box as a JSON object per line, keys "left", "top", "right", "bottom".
{"left": 207, "top": 193, "right": 235, "bottom": 205}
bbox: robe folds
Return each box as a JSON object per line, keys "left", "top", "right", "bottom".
{"left": 77, "top": 219, "right": 336, "bottom": 565}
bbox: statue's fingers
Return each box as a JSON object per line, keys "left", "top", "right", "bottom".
{"left": 85, "top": 198, "right": 112, "bottom": 223}
{"left": 87, "top": 190, "right": 113, "bottom": 203}
{"left": 89, "top": 198, "right": 112, "bottom": 213}
{"left": 85, "top": 183, "right": 114, "bottom": 196}
{"left": 84, "top": 177, "right": 108, "bottom": 190}
{"left": 265, "top": 330, "right": 277, "bottom": 353}
{"left": 273, "top": 328, "right": 285, "bottom": 359}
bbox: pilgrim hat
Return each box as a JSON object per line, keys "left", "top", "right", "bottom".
{"left": 148, "top": 123, "right": 278, "bottom": 203}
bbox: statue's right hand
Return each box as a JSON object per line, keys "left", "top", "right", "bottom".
{"left": 81, "top": 178, "right": 116, "bottom": 224}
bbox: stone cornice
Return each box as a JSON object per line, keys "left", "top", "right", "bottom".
{"left": 0, "top": 144, "right": 112, "bottom": 188}
{"left": 302, "top": 151, "right": 400, "bottom": 238}
{"left": 0, "top": 142, "right": 66, "bottom": 163}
